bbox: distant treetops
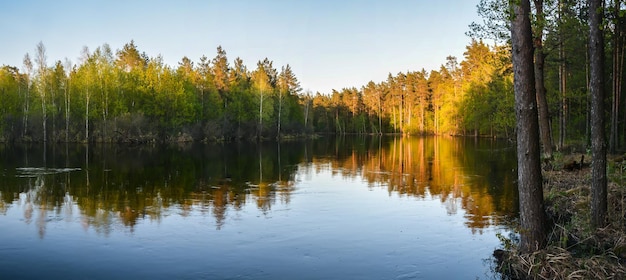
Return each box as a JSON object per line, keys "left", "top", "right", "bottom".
{"left": 0, "top": 38, "right": 568, "bottom": 143}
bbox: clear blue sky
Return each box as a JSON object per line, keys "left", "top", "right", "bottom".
{"left": 0, "top": 0, "right": 483, "bottom": 94}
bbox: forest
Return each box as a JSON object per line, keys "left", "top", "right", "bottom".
{"left": 0, "top": 0, "right": 623, "bottom": 150}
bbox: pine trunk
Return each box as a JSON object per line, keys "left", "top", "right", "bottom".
{"left": 65, "top": 78, "right": 70, "bottom": 142}
{"left": 86, "top": 90, "right": 90, "bottom": 142}
{"left": 533, "top": 0, "right": 554, "bottom": 158}
{"left": 259, "top": 90, "right": 263, "bottom": 139}
{"left": 558, "top": 0, "right": 567, "bottom": 149}
{"left": 42, "top": 92, "right": 47, "bottom": 143}
{"left": 589, "top": 0, "right": 608, "bottom": 228}
{"left": 277, "top": 92, "right": 282, "bottom": 139}
{"left": 510, "top": 0, "right": 547, "bottom": 253}
{"left": 610, "top": 0, "right": 623, "bottom": 153}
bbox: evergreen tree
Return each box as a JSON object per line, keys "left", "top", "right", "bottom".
{"left": 510, "top": 0, "right": 547, "bottom": 253}
{"left": 589, "top": 0, "right": 607, "bottom": 228}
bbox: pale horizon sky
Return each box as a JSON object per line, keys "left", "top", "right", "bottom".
{"left": 1, "top": 0, "right": 484, "bottom": 94}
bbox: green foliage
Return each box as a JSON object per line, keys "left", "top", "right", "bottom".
{"left": 0, "top": 66, "right": 22, "bottom": 139}
{"left": 467, "top": 0, "right": 511, "bottom": 43}
{"left": 0, "top": 38, "right": 528, "bottom": 141}
{"left": 0, "top": 42, "right": 310, "bottom": 142}
{"left": 0, "top": 3, "right": 608, "bottom": 146}
{"left": 496, "top": 232, "right": 517, "bottom": 251}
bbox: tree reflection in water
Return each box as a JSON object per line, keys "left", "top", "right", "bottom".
{"left": 0, "top": 137, "right": 517, "bottom": 237}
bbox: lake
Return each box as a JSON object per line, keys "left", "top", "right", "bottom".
{"left": 0, "top": 136, "right": 517, "bottom": 279}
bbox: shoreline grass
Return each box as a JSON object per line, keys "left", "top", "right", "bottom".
{"left": 494, "top": 153, "right": 626, "bottom": 279}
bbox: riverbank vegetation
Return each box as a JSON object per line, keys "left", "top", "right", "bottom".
{"left": 493, "top": 153, "right": 626, "bottom": 279}
{"left": 490, "top": 0, "right": 626, "bottom": 278}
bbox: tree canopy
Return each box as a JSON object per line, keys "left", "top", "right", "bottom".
{"left": 0, "top": 0, "right": 620, "bottom": 146}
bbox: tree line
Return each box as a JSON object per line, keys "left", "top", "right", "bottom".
{"left": 0, "top": 0, "right": 622, "bottom": 147}
{"left": 0, "top": 39, "right": 514, "bottom": 143}
{"left": 0, "top": 42, "right": 305, "bottom": 143}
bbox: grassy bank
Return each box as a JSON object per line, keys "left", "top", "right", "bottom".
{"left": 495, "top": 153, "right": 626, "bottom": 279}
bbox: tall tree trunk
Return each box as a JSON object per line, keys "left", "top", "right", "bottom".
{"left": 42, "top": 90, "right": 47, "bottom": 143}
{"left": 510, "top": 0, "right": 547, "bottom": 253}
{"left": 65, "top": 77, "right": 70, "bottom": 142}
{"left": 434, "top": 105, "right": 439, "bottom": 135}
{"left": 615, "top": 38, "right": 626, "bottom": 149}
{"left": 86, "top": 89, "right": 90, "bottom": 142}
{"left": 277, "top": 92, "right": 282, "bottom": 139}
{"left": 420, "top": 102, "right": 425, "bottom": 133}
{"left": 102, "top": 78, "right": 108, "bottom": 142}
{"left": 258, "top": 90, "right": 263, "bottom": 140}
{"left": 558, "top": 0, "right": 567, "bottom": 150}
{"left": 52, "top": 93, "right": 56, "bottom": 142}
{"left": 559, "top": 46, "right": 567, "bottom": 149}
{"left": 589, "top": 0, "right": 608, "bottom": 228}
{"left": 400, "top": 92, "right": 405, "bottom": 134}
{"left": 35, "top": 43, "right": 47, "bottom": 143}
{"left": 392, "top": 107, "right": 397, "bottom": 134}
{"left": 23, "top": 82, "right": 29, "bottom": 138}
{"left": 586, "top": 43, "right": 591, "bottom": 145}
{"left": 378, "top": 92, "right": 382, "bottom": 134}
{"left": 303, "top": 96, "right": 309, "bottom": 129}
{"left": 533, "top": 0, "right": 554, "bottom": 158}
{"left": 610, "top": 0, "right": 623, "bottom": 153}
{"left": 51, "top": 80, "right": 57, "bottom": 143}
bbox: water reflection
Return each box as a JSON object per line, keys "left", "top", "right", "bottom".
{"left": 0, "top": 137, "right": 517, "bottom": 237}
{"left": 306, "top": 136, "right": 518, "bottom": 234}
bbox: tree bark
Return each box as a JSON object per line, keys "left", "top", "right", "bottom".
{"left": 533, "top": 0, "right": 554, "bottom": 158}
{"left": 65, "top": 76, "right": 70, "bottom": 142}
{"left": 23, "top": 54, "right": 33, "bottom": 139}
{"left": 610, "top": 0, "right": 623, "bottom": 153}
{"left": 277, "top": 91, "right": 282, "bottom": 139}
{"left": 510, "top": 0, "right": 547, "bottom": 253}
{"left": 589, "top": 0, "right": 608, "bottom": 228}
{"left": 35, "top": 42, "right": 47, "bottom": 143}
{"left": 86, "top": 89, "right": 90, "bottom": 142}
{"left": 42, "top": 90, "right": 47, "bottom": 143}
{"left": 259, "top": 89, "right": 263, "bottom": 139}
{"left": 64, "top": 59, "right": 71, "bottom": 143}
{"left": 558, "top": 0, "right": 567, "bottom": 150}
{"left": 559, "top": 43, "right": 567, "bottom": 149}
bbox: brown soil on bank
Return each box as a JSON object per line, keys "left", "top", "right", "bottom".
{"left": 495, "top": 153, "right": 626, "bottom": 279}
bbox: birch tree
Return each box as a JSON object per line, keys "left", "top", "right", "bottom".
{"left": 22, "top": 53, "right": 33, "bottom": 138}
{"left": 34, "top": 41, "right": 48, "bottom": 142}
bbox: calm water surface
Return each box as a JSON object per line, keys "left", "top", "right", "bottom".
{"left": 0, "top": 137, "right": 517, "bottom": 279}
